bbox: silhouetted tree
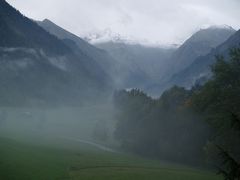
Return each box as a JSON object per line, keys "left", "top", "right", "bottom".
{"left": 192, "top": 48, "right": 240, "bottom": 179}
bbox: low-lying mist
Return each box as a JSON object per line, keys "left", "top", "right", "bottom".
{"left": 0, "top": 101, "right": 118, "bottom": 148}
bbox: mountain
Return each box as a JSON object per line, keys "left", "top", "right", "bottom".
{"left": 96, "top": 41, "right": 176, "bottom": 89}
{"left": 146, "top": 26, "right": 236, "bottom": 96}
{"left": 84, "top": 28, "right": 180, "bottom": 48}
{"left": 84, "top": 28, "right": 127, "bottom": 44}
{"left": 37, "top": 19, "right": 112, "bottom": 63}
{"left": 37, "top": 19, "right": 119, "bottom": 87}
{"left": 0, "top": 0, "right": 111, "bottom": 106}
{"left": 166, "top": 29, "right": 240, "bottom": 89}
{"left": 37, "top": 19, "right": 176, "bottom": 89}
{"left": 162, "top": 26, "right": 236, "bottom": 80}
{"left": 96, "top": 26, "right": 235, "bottom": 91}
{"left": 0, "top": 2, "right": 70, "bottom": 56}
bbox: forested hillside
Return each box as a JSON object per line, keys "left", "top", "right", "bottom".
{"left": 113, "top": 48, "right": 240, "bottom": 179}
{"left": 0, "top": 0, "right": 112, "bottom": 106}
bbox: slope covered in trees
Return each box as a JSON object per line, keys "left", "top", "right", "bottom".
{"left": 113, "top": 48, "right": 240, "bottom": 178}
{"left": 113, "top": 87, "right": 210, "bottom": 166}
{"left": 192, "top": 48, "right": 240, "bottom": 179}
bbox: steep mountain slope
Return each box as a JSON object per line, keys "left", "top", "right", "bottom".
{"left": 146, "top": 26, "right": 236, "bottom": 96}
{"left": 37, "top": 19, "right": 118, "bottom": 87}
{"left": 37, "top": 19, "right": 173, "bottom": 89}
{"left": 96, "top": 42, "right": 176, "bottom": 88}
{"left": 96, "top": 26, "right": 234, "bottom": 91}
{"left": 163, "top": 26, "right": 236, "bottom": 79}
{"left": 0, "top": 0, "right": 111, "bottom": 106}
{"left": 167, "top": 29, "right": 240, "bottom": 89}
{"left": 0, "top": 2, "right": 70, "bottom": 56}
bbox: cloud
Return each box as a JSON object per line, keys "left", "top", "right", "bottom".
{"left": 6, "top": 0, "right": 240, "bottom": 44}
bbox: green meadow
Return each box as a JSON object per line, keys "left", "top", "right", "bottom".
{"left": 0, "top": 136, "right": 222, "bottom": 180}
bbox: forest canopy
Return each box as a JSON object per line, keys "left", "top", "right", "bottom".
{"left": 113, "top": 48, "right": 240, "bottom": 179}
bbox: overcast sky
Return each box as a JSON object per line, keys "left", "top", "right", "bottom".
{"left": 6, "top": 0, "right": 240, "bottom": 45}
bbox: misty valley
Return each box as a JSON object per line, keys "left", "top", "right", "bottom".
{"left": 0, "top": 0, "right": 240, "bottom": 179}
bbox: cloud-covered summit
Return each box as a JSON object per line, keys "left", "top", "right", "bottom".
{"left": 7, "top": 0, "right": 240, "bottom": 45}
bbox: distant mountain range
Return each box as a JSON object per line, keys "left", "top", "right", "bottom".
{"left": 95, "top": 26, "right": 236, "bottom": 92}
{"left": 0, "top": 0, "right": 239, "bottom": 104}
{"left": 0, "top": 0, "right": 112, "bottom": 106}
{"left": 84, "top": 28, "right": 127, "bottom": 44}
{"left": 147, "top": 27, "right": 239, "bottom": 96}
{"left": 96, "top": 42, "right": 176, "bottom": 88}
{"left": 83, "top": 28, "right": 180, "bottom": 48}
{"left": 37, "top": 19, "right": 119, "bottom": 86}
{"left": 37, "top": 19, "right": 177, "bottom": 89}
{"left": 166, "top": 29, "right": 240, "bottom": 89}
{"left": 165, "top": 25, "right": 236, "bottom": 77}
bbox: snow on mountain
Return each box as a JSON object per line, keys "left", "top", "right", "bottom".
{"left": 84, "top": 28, "right": 179, "bottom": 48}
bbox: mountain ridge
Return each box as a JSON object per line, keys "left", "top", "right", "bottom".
{"left": 0, "top": 0, "right": 112, "bottom": 106}
{"left": 145, "top": 26, "right": 237, "bottom": 96}
{"left": 147, "top": 29, "right": 240, "bottom": 96}
{"left": 163, "top": 26, "right": 236, "bottom": 79}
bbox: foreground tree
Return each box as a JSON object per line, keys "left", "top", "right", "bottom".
{"left": 193, "top": 48, "right": 240, "bottom": 179}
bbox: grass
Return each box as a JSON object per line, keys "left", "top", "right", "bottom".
{"left": 0, "top": 136, "right": 223, "bottom": 180}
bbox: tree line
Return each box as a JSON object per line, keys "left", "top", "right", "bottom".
{"left": 113, "top": 48, "right": 240, "bottom": 179}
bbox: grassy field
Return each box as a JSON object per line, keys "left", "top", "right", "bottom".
{"left": 0, "top": 136, "right": 223, "bottom": 180}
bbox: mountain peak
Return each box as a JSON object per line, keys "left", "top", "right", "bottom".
{"left": 0, "top": 0, "right": 71, "bottom": 55}
{"left": 186, "top": 25, "right": 236, "bottom": 44}
{"left": 84, "top": 28, "right": 127, "bottom": 44}
{"left": 164, "top": 24, "right": 236, "bottom": 80}
{"left": 206, "top": 24, "right": 235, "bottom": 31}
{"left": 84, "top": 29, "right": 178, "bottom": 48}
{"left": 42, "top": 18, "right": 52, "bottom": 23}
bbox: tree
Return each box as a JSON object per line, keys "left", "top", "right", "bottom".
{"left": 113, "top": 88, "right": 210, "bottom": 165}
{"left": 192, "top": 48, "right": 240, "bottom": 180}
